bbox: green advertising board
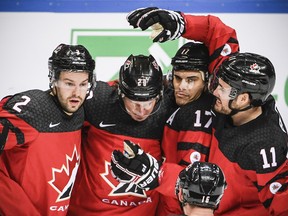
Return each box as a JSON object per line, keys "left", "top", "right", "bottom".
{"left": 71, "top": 28, "right": 188, "bottom": 80}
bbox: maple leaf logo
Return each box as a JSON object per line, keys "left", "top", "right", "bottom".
{"left": 48, "top": 145, "right": 80, "bottom": 202}
{"left": 249, "top": 63, "right": 261, "bottom": 73}
{"left": 100, "top": 160, "right": 147, "bottom": 198}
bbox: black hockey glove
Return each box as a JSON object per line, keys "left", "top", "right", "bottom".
{"left": 128, "top": 8, "right": 185, "bottom": 43}
{"left": 111, "top": 140, "right": 160, "bottom": 191}
{"left": 127, "top": 7, "right": 158, "bottom": 28}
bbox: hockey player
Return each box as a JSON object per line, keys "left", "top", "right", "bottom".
{"left": 175, "top": 162, "right": 227, "bottom": 216}
{"left": 111, "top": 7, "right": 288, "bottom": 216}
{"left": 0, "top": 43, "right": 95, "bottom": 215}
{"left": 123, "top": 7, "right": 240, "bottom": 216}
{"left": 207, "top": 52, "right": 288, "bottom": 216}
{"left": 155, "top": 42, "right": 214, "bottom": 215}
{"left": 67, "top": 54, "right": 172, "bottom": 216}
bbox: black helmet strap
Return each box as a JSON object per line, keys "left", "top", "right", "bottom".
{"left": 228, "top": 99, "right": 253, "bottom": 116}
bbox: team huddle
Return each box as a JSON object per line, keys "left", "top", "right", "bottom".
{"left": 0, "top": 7, "right": 287, "bottom": 216}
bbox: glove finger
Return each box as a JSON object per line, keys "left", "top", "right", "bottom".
{"left": 127, "top": 7, "right": 157, "bottom": 21}
{"left": 127, "top": 7, "right": 158, "bottom": 28}
{"left": 152, "top": 30, "right": 170, "bottom": 43}
{"left": 111, "top": 151, "right": 136, "bottom": 182}
{"left": 137, "top": 10, "right": 162, "bottom": 30}
{"left": 111, "top": 150, "right": 122, "bottom": 161}
{"left": 111, "top": 150, "right": 130, "bottom": 168}
{"left": 127, "top": 8, "right": 145, "bottom": 27}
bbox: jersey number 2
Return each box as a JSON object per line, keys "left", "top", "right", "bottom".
{"left": 12, "top": 96, "right": 31, "bottom": 113}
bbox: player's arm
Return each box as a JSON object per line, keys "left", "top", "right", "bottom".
{"left": 127, "top": 7, "right": 239, "bottom": 72}
{"left": 162, "top": 123, "right": 211, "bottom": 166}
{"left": 182, "top": 14, "right": 239, "bottom": 71}
{"left": 177, "top": 130, "right": 212, "bottom": 166}
{"left": 156, "top": 162, "right": 183, "bottom": 198}
{"left": 244, "top": 141, "right": 288, "bottom": 215}
{"left": 0, "top": 171, "right": 40, "bottom": 215}
{"left": 0, "top": 97, "right": 22, "bottom": 153}
{"left": 160, "top": 129, "right": 212, "bottom": 198}
{"left": 266, "top": 161, "right": 288, "bottom": 215}
{"left": 0, "top": 96, "right": 38, "bottom": 153}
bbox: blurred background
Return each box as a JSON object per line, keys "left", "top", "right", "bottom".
{"left": 0, "top": 0, "right": 287, "bottom": 125}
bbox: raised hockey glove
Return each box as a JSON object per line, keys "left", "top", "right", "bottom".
{"left": 127, "top": 7, "right": 158, "bottom": 28}
{"left": 111, "top": 140, "right": 160, "bottom": 191}
{"left": 130, "top": 8, "right": 185, "bottom": 43}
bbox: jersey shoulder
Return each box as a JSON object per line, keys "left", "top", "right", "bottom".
{"left": 85, "top": 81, "right": 117, "bottom": 109}
{"left": 220, "top": 100, "right": 288, "bottom": 173}
{"left": 3, "top": 89, "right": 84, "bottom": 132}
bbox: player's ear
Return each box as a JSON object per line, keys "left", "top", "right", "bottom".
{"left": 177, "top": 188, "right": 184, "bottom": 202}
{"left": 237, "top": 93, "right": 250, "bottom": 107}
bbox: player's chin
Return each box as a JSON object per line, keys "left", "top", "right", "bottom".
{"left": 131, "top": 114, "right": 149, "bottom": 122}
{"left": 66, "top": 103, "right": 83, "bottom": 113}
{"left": 175, "top": 97, "right": 189, "bottom": 106}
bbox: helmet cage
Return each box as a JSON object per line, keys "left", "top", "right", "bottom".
{"left": 208, "top": 70, "right": 239, "bottom": 100}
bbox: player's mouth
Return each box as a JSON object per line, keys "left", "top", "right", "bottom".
{"left": 69, "top": 98, "right": 81, "bottom": 106}
{"left": 175, "top": 91, "right": 188, "bottom": 98}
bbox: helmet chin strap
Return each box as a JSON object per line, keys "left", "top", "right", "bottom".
{"left": 228, "top": 99, "right": 253, "bottom": 116}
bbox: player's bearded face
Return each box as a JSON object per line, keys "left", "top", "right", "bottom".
{"left": 210, "top": 78, "right": 235, "bottom": 115}
{"left": 173, "top": 71, "right": 205, "bottom": 106}
{"left": 53, "top": 71, "right": 90, "bottom": 115}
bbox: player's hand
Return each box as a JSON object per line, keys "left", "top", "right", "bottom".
{"left": 111, "top": 140, "right": 160, "bottom": 191}
{"left": 127, "top": 8, "right": 186, "bottom": 43}
{"left": 127, "top": 7, "right": 158, "bottom": 28}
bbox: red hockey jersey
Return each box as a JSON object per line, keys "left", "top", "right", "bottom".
{"left": 68, "top": 82, "right": 172, "bottom": 216}
{"left": 156, "top": 14, "right": 239, "bottom": 216}
{"left": 0, "top": 90, "right": 83, "bottom": 215}
{"left": 180, "top": 14, "right": 288, "bottom": 215}
{"left": 210, "top": 96, "right": 288, "bottom": 216}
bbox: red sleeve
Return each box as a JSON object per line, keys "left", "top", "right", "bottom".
{"left": 0, "top": 171, "right": 40, "bottom": 215}
{"left": 247, "top": 159, "right": 288, "bottom": 215}
{"left": 177, "top": 130, "right": 211, "bottom": 164}
{"left": 156, "top": 162, "right": 183, "bottom": 198}
{"left": 162, "top": 126, "right": 211, "bottom": 165}
{"left": 0, "top": 109, "right": 38, "bottom": 150}
{"left": 182, "top": 14, "right": 240, "bottom": 73}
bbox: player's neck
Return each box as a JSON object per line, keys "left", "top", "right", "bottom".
{"left": 232, "top": 106, "right": 262, "bottom": 126}
{"left": 184, "top": 206, "right": 214, "bottom": 216}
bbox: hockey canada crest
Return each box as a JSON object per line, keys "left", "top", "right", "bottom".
{"left": 48, "top": 145, "right": 80, "bottom": 202}
{"left": 249, "top": 63, "right": 261, "bottom": 73}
